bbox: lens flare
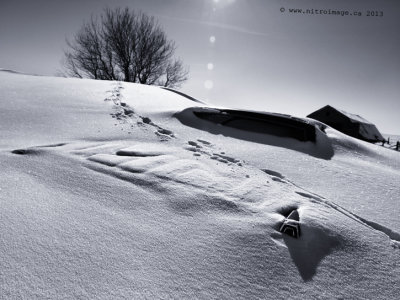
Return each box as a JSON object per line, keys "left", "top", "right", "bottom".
{"left": 204, "top": 80, "right": 214, "bottom": 89}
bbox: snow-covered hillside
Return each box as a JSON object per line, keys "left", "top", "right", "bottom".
{"left": 1, "top": 70, "right": 399, "bottom": 299}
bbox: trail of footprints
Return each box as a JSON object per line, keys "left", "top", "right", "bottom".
{"left": 104, "top": 82, "right": 175, "bottom": 140}
{"left": 185, "top": 139, "right": 243, "bottom": 166}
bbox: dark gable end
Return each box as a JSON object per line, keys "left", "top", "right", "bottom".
{"left": 307, "top": 105, "right": 384, "bottom": 143}
{"left": 308, "top": 106, "right": 350, "bottom": 132}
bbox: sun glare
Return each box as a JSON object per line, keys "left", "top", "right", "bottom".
{"left": 212, "top": 0, "right": 236, "bottom": 6}
{"left": 204, "top": 80, "right": 214, "bottom": 89}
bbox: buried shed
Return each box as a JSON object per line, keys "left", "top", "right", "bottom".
{"left": 191, "top": 108, "right": 318, "bottom": 142}
{"left": 307, "top": 105, "right": 384, "bottom": 143}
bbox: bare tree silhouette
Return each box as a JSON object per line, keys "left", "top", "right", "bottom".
{"left": 64, "top": 8, "right": 188, "bottom": 88}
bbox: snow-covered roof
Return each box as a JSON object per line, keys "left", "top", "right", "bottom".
{"left": 308, "top": 105, "right": 384, "bottom": 142}
{"left": 335, "top": 107, "right": 373, "bottom": 124}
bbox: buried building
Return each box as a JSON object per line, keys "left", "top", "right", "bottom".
{"left": 307, "top": 105, "right": 385, "bottom": 143}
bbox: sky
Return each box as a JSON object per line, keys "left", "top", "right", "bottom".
{"left": 0, "top": 0, "right": 399, "bottom": 133}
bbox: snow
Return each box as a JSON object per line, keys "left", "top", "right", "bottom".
{"left": 1, "top": 70, "right": 400, "bottom": 299}
{"left": 175, "top": 107, "right": 335, "bottom": 160}
{"left": 337, "top": 108, "right": 373, "bottom": 125}
{"left": 307, "top": 105, "right": 385, "bottom": 143}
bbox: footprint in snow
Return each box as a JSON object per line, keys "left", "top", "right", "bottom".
{"left": 211, "top": 153, "right": 241, "bottom": 164}
{"left": 188, "top": 141, "right": 202, "bottom": 148}
{"left": 185, "top": 140, "right": 243, "bottom": 166}
{"left": 261, "top": 169, "right": 287, "bottom": 183}
{"left": 197, "top": 139, "right": 212, "bottom": 146}
{"left": 155, "top": 128, "right": 175, "bottom": 140}
{"left": 138, "top": 115, "right": 175, "bottom": 140}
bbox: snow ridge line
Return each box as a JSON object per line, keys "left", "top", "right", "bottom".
{"left": 291, "top": 182, "right": 400, "bottom": 246}
{"left": 327, "top": 201, "right": 400, "bottom": 248}
{"left": 263, "top": 169, "right": 400, "bottom": 246}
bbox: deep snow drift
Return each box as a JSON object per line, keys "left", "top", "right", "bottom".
{"left": 1, "top": 70, "right": 399, "bottom": 299}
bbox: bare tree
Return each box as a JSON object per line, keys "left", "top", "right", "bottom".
{"left": 63, "top": 8, "right": 188, "bottom": 88}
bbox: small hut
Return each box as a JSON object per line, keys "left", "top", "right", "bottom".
{"left": 307, "top": 105, "right": 384, "bottom": 143}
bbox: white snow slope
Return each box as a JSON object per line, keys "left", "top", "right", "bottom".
{"left": 1, "top": 71, "right": 399, "bottom": 299}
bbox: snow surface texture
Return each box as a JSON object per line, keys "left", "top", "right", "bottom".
{"left": 1, "top": 70, "right": 400, "bottom": 299}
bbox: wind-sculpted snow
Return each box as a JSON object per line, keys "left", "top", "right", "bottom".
{"left": 116, "top": 144, "right": 175, "bottom": 157}
{"left": 67, "top": 139, "right": 400, "bottom": 289}
{"left": 77, "top": 141, "right": 400, "bottom": 249}
{"left": 2, "top": 71, "right": 400, "bottom": 299}
{"left": 82, "top": 142, "right": 249, "bottom": 204}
